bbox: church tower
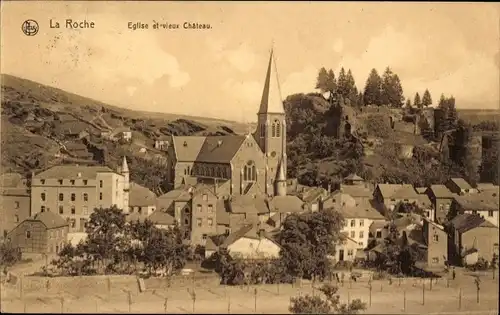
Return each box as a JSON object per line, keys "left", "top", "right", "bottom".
{"left": 122, "top": 156, "right": 130, "bottom": 212}
{"left": 254, "top": 48, "right": 287, "bottom": 196}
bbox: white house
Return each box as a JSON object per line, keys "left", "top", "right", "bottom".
{"left": 336, "top": 201, "right": 386, "bottom": 250}
{"left": 221, "top": 224, "right": 281, "bottom": 260}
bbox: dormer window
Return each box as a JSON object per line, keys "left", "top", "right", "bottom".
{"left": 183, "top": 141, "right": 188, "bottom": 147}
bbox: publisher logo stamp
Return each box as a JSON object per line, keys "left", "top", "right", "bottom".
{"left": 22, "top": 20, "right": 39, "bottom": 36}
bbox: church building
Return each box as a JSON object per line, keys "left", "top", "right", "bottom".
{"left": 159, "top": 49, "right": 304, "bottom": 246}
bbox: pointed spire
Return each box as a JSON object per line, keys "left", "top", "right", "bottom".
{"left": 277, "top": 157, "right": 286, "bottom": 181}
{"left": 122, "top": 156, "right": 129, "bottom": 173}
{"left": 258, "top": 47, "right": 284, "bottom": 114}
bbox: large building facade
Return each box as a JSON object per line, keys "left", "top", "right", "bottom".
{"left": 30, "top": 158, "right": 130, "bottom": 233}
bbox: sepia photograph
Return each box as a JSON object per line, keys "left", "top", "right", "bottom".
{"left": 0, "top": 1, "right": 499, "bottom": 314}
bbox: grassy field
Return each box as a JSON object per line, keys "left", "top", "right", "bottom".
{"left": 2, "top": 272, "right": 498, "bottom": 314}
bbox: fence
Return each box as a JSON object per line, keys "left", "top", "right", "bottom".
{"left": 2, "top": 271, "right": 498, "bottom": 314}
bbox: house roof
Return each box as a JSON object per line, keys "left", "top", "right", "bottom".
{"left": 125, "top": 212, "right": 144, "bottom": 223}
{"left": 216, "top": 199, "right": 230, "bottom": 225}
{"left": 172, "top": 136, "right": 206, "bottom": 162}
{"left": 157, "top": 187, "right": 192, "bottom": 201}
{"left": 129, "top": 182, "right": 157, "bottom": 207}
{"left": 338, "top": 185, "right": 373, "bottom": 198}
{"left": 205, "top": 237, "right": 218, "bottom": 251}
{"left": 415, "top": 187, "right": 427, "bottom": 194}
{"left": 476, "top": 183, "right": 499, "bottom": 193}
{"left": 227, "top": 195, "right": 269, "bottom": 215}
{"left": 449, "top": 213, "right": 497, "bottom": 233}
{"left": 63, "top": 141, "right": 88, "bottom": 151}
{"left": 33, "top": 211, "right": 68, "bottom": 229}
{"left": 147, "top": 210, "right": 175, "bottom": 226}
{"left": 298, "top": 187, "right": 327, "bottom": 203}
{"left": 376, "top": 184, "right": 419, "bottom": 199}
{"left": 416, "top": 194, "right": 432, "bottom": 208}
{"left": 268, "top": 195, "right": 304, "bottom": 213}
{"left": 449, "top": 178, "right": 473, "bottom": 190}
{"left": 0, "top": 173, "right": 28, "bottom": 188}
{"left": 221, "top": 224, "right": 278, "bottom": 248}
{"left": 195, "top": 136, "right": 247, "bottom": 163}
{"left": 336, "top": 201, "right": 385, "bottom": 220}
{"left": 345, "top": 173, "right": 364, "bottom": 181}
{"left": 429, "top": 185, "right": 455, "bottom": 198}
{"left": 34, "top": 165, "right": 115, "bottom": 179}
{"left": 454, "top": 194, "right": 499, "bottom": 212}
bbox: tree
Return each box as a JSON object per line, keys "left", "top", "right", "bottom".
{"left": 84, "top": 206, "right": 127, "bottom": 273}
{"left": 381, "top": 67, "right": 405, "bottom": 108}
{"left": 414, "top": 92, "right": 422, "bottom": 109}
{"left": 357, "top": 92, "right": 364, "bottom": 107}
{"left": 278, "top": 209, "right": 344, "bottom": 280}
{"left": 316, "top": 68, "right": 337, "bottom": 101}
{"left": 337, "top": 68, "right": 348, "bottom": 100}
{"left": 422, "top": 89, "right": 432, "bottom": 107}
{"left": 0, "top": 243, "right": 21, "bottom": 267}
{"left": 346, "top": 70, "right": 358, "bottom": 107}
{"left": 405, "top": 99, "right": 412, "bottom": 109}
{"left": 289, "top": 283, "right": 367, "bottom": 314}
{"left": 363, "top": 69, "right": 382, "bottom": 106}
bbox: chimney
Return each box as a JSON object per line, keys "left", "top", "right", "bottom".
{"left": 327, "top": 183, "right": 331, "bottom": 193}
{"left": 217, "top": 140, "right": 223, "bottom": 147}
{"left": 77, "top": 172, "right": 82, "bottom": 178}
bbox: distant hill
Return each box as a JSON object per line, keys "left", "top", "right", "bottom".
{"left": 0, "top": 74, "right": 248, "bottom": 185}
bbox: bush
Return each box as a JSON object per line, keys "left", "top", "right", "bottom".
{"left": 289, "top": 283, "right": 367, "bottom": 314}
{"left": 0, "top": 243, "right": 21, "bottom": 267}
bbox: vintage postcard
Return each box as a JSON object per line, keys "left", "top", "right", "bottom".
{"left": 1, "top": 1, "right": 499, "bottom": 314}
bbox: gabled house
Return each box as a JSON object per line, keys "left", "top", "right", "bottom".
{"left": 447, "top": 213, "right": 499, "bottom": 265}
{"left": 445, "top": 178, "right": 476, "bottom": 195}
{"left": 421, "top": 218, "right": 448, "bottom": 269}
{"left": 297, "top": 186, "right": 328, "bottom": 212}
{"left": 219, "top": 224, "right": 281, "bottom": 260}
{"left": 373, "top": 184, "right": 420, "bottom": 212}
{"left": 0, "top": 173, "right": 31, "bottom": 238}
{"left": 128, "top": 182, "right": 157, "bottom": 217}
{"left": 333, "top": 232, "right": 362, "bottom": 263}
{"left": 7, "top": 211, "right": 69, "bottom": 254}
{"left": 427, "top": 184, "right": 455, "bottom": 224}
{"left": 452, "top": 192, "right": 499, "bottom": 227}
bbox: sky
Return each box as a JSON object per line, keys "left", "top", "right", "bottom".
{"left": 2, "top": 2, "right": 499, "bottom": 122}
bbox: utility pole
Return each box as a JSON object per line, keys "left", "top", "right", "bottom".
{"left": 254, "top": 288, "right": 258, "bottom": 312}
{"left": 368, "top": 279, "right": 372, "bottom": 306}
{"left": 474, "top": 276, "right": 481, "bottom": 304}
{"left": 164, "top": 297, "right": 168, "bottom": 314}
{"left": 422, "top": 282, "right": 425, "bottom": 305}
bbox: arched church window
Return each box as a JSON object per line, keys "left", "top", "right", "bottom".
{"left": 244, "top": 161, "right": 257, "bottom": 182}
{"left": 275, "top": 120, "right": 281, "bottom": 138}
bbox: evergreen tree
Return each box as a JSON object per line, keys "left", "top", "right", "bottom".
{"left": 357, "top": 92, "right": 364, "bottom": 107}
{"left": 422, "top": 89, "right": 432, "bottom": 107}
{"left": 381, "top": 67, "right": 404, "bottom": 107}
{"left": 438, "top": 94, "right": 446, "bottom": 108}
{"left": 326, "top": 69, "right": 337, "bottom": 96}
{"left": 315, "top": 67, "right": 329, "bottom": 93}
{"left": 405, "top": 99, "right": 412, "bottom": 108}
{"left": 414, "top": 92, "right": 422, "bottom": 109}
{"left": 346, "top": 69, "right": 358, "bottom": 107}
{"left": 392, "top": 74, "right": 405, "bottom": 108}
{"left": 337, "top": 67, "right": 348, "bottom": 99}
{"left": 363, "top": 68, "right": 382, "bottom": 106}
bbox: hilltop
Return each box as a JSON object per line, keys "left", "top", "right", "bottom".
{"left": 0, "top": 74, "right": 248, "bottom": 193}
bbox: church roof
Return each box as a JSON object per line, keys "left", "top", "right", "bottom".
{"left": 195, "top": 136, "right": 247, "bottom": 163}
{"left": 172, "top": 136, "right": 206, "bottom": 162}
{"left": 258, "top": 49, "right": 284, "bottom": 114}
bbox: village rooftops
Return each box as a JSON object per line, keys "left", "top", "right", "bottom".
{"left": 268, "top": 195, "right": 304, "bottom": 213}
{"left": 376, "top": 183, "right": 419, "bottom": 200}
{"left": 335, "top": 201, "right": 385, "bottom": 220}
{"left": 146, "top": 210, "right": 175, "bottom": 226}
{"left": 429, "top": 184, "right": 455, "bottom": 198}
{"left": 226, "top": 195, "right": 269, "bottom": 215}
{"left": 335, "top": 185, "right": 373, "bottom": 198}
{"left": 34, "top": 165, "right": 115, "bottom": 179}
{"left": 448, "top": 213, "right": 497, "bottom": 233}
{"left": 31, "top": 211, "right": 68, "bottom": 229}
{"left": 129, "top": 182, "right": 157, "bottom": 207}
{"left": 454, "top": 193, "right": 499, "bottom": 212}
{"left": 449, "top": 178, "right": 473, "bottom": 191}
{"left": 221, "top": 224, "right": 278, "bottom": 248}
{"left": 344, "top": 173, "right": 364, "bottom": 182}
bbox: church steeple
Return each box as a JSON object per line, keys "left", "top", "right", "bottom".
{"left": 255, "top": 47, "right": 287, "bottom": 197}
{"left": 258, "top": 48, "right": 284, "bottom": 114}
